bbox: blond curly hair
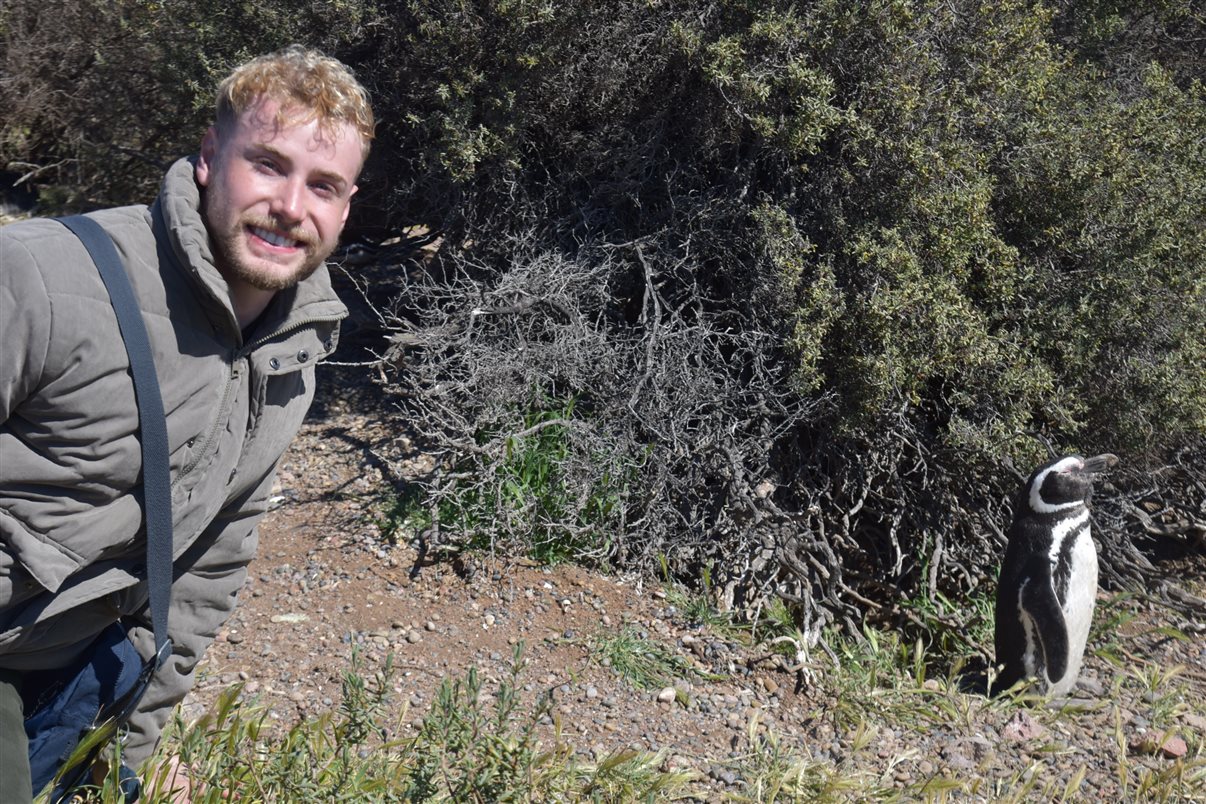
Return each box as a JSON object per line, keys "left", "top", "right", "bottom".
{"left": 216, "top": 45, "right": 375, "bottom": 161}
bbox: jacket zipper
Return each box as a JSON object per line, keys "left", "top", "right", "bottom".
{"left": 175, "top": 312, "right": 344, "bottom": 486}
{"left": 173, "top": 357, "right": 238, "bottom": 488}
{"left": 235, "top": 313, "right": 344, "bottom": 360}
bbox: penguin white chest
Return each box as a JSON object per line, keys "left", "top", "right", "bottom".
{"left": 1060, "top": 530, "right": 1097, "bottom": 640}
{"left": 1049, "top": 513, "right": 1098, "bottom": 695}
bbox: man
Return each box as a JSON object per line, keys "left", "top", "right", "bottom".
{"left": 0, "top": 46, "right": 373, "bottom": 799}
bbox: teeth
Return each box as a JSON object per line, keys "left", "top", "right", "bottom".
{"left": 251, "top": 226, "right": 298, "bottom": 248}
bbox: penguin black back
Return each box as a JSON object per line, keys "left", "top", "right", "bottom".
{"left": 992, "top": 453, "right": 1117, "bottom": 696}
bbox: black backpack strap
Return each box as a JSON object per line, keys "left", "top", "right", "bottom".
{"left": 57, "top": 216, "right": 173, "bottom": 669}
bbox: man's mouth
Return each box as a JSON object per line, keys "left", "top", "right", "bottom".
{"left": 249, "top": 225, "right": 303, "bottom": 249}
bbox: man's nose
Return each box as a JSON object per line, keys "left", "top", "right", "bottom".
{"left": 269, "top": 178, "right": 305, "bottom": 223}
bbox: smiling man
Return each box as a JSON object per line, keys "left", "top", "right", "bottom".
{"left": 0, "top": 47, "right": 373, "bottom": 801}
{"left": 199, "top": 85, "right": 367, "bottom": 326}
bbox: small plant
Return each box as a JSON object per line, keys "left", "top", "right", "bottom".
{"left": 375, "top": 483, "right": 429, "bottom": 546}
{"left": 575, "top": 749, "right": 699, "bottom": 801}
{"left": 724, "top": 714, "right": 893, "bottom": 802}
{"left": 404, "top": 643, "right": 557, "bottom": 801}
{"left": 590, "top": 626, "right": 720, "bottom": 692}
{"left": 660, "top": 562, "right": 747, "bottom": 642}
{"left": 1090, "top": 591, "right": 1140, "bottom": 668}
{"left": 409, "top": 395, "right": 639, "bottom": 566}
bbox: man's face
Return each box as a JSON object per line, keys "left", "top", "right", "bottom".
{"left": 196, "top": 97, "right": 362, "bottom": 292}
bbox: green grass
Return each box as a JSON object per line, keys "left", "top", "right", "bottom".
{"left": 588, "top": 625, "right": 723, "bottom": 694}
{"left": 659, "top": 564, "right": 749, "bottom": 644}
{"left": 373, "top": 397, "right": 637, "bottom": 566}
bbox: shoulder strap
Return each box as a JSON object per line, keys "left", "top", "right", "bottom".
{"left": 57, "top": 215, "right": 173, "bottom": 670}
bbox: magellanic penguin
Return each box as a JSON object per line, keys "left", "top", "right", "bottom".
{"left": 992, "top": 453, "right": 1118, "bottom": 697}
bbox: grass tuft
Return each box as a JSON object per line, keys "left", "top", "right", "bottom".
{"left": 590, "top": 625, "right": 722, "bottom": 693}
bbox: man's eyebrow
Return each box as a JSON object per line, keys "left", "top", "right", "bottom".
{"left": 252, "top": 143, "right": 352, "bottom": 193}
{"left": 310, "top": 167, "right": 351, "bottom": 193}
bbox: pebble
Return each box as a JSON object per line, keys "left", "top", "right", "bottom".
{"left": 1131, "top": 730, "right": 1189, "bottom": 759}
{"left": 1002, "top": 711, "right": 1044, "bottom": 742}
{"left": 406, "top": 630, "right": 422, "bottom": 644}
{"left": 657, "top": 687, "right": 677, "bottom": 704}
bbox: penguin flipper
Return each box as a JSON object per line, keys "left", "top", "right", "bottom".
{"left": 1021, "top": 577, "right": 1069, "bottom": 683}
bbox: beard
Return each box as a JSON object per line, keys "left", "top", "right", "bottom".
{"left": 207, "top": 205, "right": 334, "bottom": 292}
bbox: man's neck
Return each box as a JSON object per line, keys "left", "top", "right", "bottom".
{"left": 229, "top": 283, "right": 276, "bottom": 331}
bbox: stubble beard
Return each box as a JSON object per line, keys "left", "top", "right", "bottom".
{"left": 207, "top": 203, "right": 333, "bottom": 292}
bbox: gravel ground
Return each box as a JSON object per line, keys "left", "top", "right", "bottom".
{"left": 182, "top": 370, "right": 1206, "bottom": 801}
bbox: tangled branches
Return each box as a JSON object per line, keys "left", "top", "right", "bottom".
{"left": 355, "top": 223, "right": 1205, "bottom": 641}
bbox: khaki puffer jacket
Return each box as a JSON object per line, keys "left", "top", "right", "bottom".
{"left": 0, "top": 157, "right": 348, "bottom": 764}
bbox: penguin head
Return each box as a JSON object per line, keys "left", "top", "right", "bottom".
{"left": 1025, "top": 453, "right": 1118, "bottom": 514}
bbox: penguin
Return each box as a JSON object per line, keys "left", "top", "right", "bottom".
{"left": 992, "top": 452, "right": 1118, "bottom": 697}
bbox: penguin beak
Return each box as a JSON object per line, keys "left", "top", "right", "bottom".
{"left": 1080, "top": 453, "right": 1119, "bottom": 475}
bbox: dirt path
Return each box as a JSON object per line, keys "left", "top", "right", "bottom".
{"left": 183, "top": 393, "right": 1206, "bottom": 800}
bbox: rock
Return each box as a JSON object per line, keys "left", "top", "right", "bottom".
{"left": 1076, "top": 676, "right": 1106, "bottom": 697}
{"left": 1130, "top": 730, "right": 1189, "bottom": 759}
{"left": 406, "top": 630, "right": 422, "bottom": 644}
{"left": 1002, "top": 711, "right": 1045, "bottom": 742}
{"left": 657, "top": 687, "right": 677, "bottom": 704}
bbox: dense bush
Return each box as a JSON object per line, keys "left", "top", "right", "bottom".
{"left": 3, "top": 0, "right": 1203, "bottom": 637}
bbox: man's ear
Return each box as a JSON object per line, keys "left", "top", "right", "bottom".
{"left": 340, "top": 185, "right": 359, "bottom": 226}
{"left": 196, "top": 127, "right": 219, "bottom": 187}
